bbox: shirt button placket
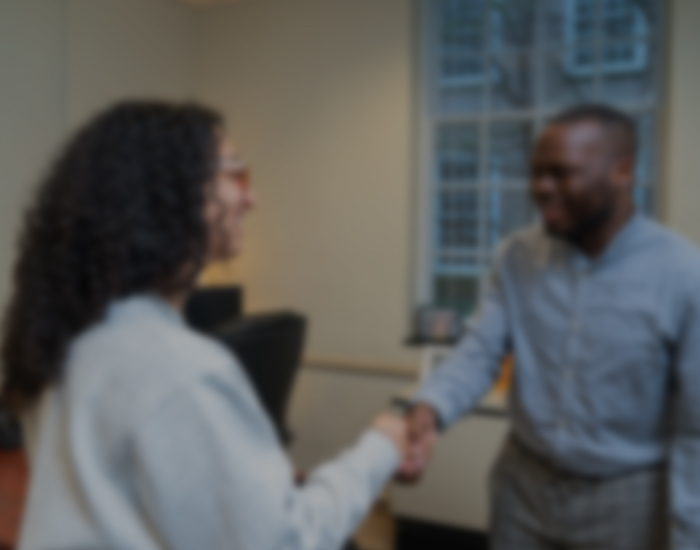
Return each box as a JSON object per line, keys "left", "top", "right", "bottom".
{"left": 558, "top": 266, "right": 587, "bottom": 437}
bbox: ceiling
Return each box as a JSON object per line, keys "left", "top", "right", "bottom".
{"left": 173, "top": 0, "right": 247, "bottom": 8}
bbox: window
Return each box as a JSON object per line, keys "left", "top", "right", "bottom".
{"left": 565, "top": 0, "right": 650, "bottom": 75}
{"left": 416, "top": 0, "right": 663, "bottom": 314}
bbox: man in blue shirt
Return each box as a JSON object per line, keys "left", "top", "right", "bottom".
{"left": 399, "top": 105, "right": 700, "bottom": 549}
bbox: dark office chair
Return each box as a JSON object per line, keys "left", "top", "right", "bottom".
{"left": 184, "top": 286, "right": 243, "bottom": 332}
{"left": 214, "top": 311, "right": 307, "bottom": 446}
{"left": 0, "top": 408, "right": 21, "bottom": 452}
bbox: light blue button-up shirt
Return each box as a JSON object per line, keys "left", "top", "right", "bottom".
{"left": 416, "top": 215, "right": 700, "bottom": 547}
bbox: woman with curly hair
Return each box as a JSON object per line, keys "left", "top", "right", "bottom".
{"left": 1, "top": 101, "right": 407, "bottom": 550}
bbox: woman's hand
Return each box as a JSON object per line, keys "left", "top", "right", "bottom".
{"left": 371, "top": 411, "right": 408, "bottom": 457}
{"left": 395, "top": 403, "right": 439, "bottom": 484}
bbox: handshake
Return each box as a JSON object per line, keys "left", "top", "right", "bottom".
{"left": 372, "top": 404, "right": 439, "bottom": 483}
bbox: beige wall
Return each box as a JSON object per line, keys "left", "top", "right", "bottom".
{"left": 0, "top": 0, "right": 196, "bottom": 313}
{"left": 287, "top": 367, "right": 408, "bottom": 470}
{"left": 664, "top": 0, "right": 700, "bottom": 239}
{"left": 197, "top": 0, "right": 419, "bottom": 367}
{"left": 65, "top": 0, "right": 196, "bottom": 129}
{"left": 0, "top": 0, "right": 66, "bottom": 312}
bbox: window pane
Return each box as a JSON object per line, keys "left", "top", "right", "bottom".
{"left": 601, "top": 0, "right": 656, "bottom": 41}
{"left": 544, "top": 0, "right": 566, "bottom": 43}
{"left": 437, "top": 123, "right": 480, "bottom": 184}
{"left": 440, "top": 54, "right": 486, "bottom": 88}
{"left": 438, "top": 84, "right": 485, "bottom": 114}
{"left": 635, "top": 184, "right": 654, "bottom": 215}
{"left": 437, "top": 0, "right": 488, "bottom": 114}
{"left": 544, "top": 46, "right": 597, "bottom": 107}
{"left": 435, "top": 250, "right": 484, "bottom": 271}
{"left": 487, "top": 188, "right": 535, "bottom": 247}
{"left": 488, "top": 121, "right": 533, "bottom": 183}
{"left": 635, "top": 111, "right": 655, "bottom": 184}
{"left": 545, "top": 0, "right": 659, "bottom": 43}
{"left": 546, "top": 0, "right": 596, "bottom": 45}
{"left": 571, "top": 0, "right": 597, "bottom": 42}
{"left": 489, "top": 51, "right": 535, "bottom": 111}
{"left": 601, "top": 40, "right": 655, "bottom": 104}
{"left": 439, "top": 0, "right": 487, "bottom": 85}
{"left": 434, "top": 276, "right": 479, "bottom": 314}
{"left": 489, "top": 0, "right": 536, "bottom": 51}
{"left": 436, "top": 189, "right": 480, "bottom": 248}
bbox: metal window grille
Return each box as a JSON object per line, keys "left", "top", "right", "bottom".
{"left": 419, "top": 0, "right": 663, "bottom": 314}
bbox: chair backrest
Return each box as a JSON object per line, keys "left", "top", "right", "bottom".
{"left": 0, "top": 408, "right": 21, "bottom": 451}
{"left": 184, "top": 287, "right": 243, "bottom": 333}
{"left": 214, "top": 312, "right": 307, "bottom": 445}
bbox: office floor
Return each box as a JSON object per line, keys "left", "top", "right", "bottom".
{"left": 354, "top": 501, "right": 395, "bottom": 550}
{"left": 356, "top": 500, "right": 490, "bottom": 550}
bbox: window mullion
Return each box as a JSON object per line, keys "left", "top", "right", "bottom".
{"left": 477, "top": 0, "right": 493, "bottom": 297}
{"left": 593, "top": 0, "right": 604, "bottom": 97}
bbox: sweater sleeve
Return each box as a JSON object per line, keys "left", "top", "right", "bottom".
{"left": 130, "top": 370, "right": 399, "bottom": 550}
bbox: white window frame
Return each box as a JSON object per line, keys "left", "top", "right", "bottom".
{"left": 412, "top": 0, "right": 665, "bottom": 314}
{"left": 564, "top": 0, "right": 649, "bottom": 77}
{"left": 439, "top": 11, "right": 503, "bottom": 88}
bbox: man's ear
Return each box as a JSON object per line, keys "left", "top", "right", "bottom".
{"left": 611, "top": 154, "right": 635, "bottom": 190}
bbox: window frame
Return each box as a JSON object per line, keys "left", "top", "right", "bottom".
{"left": 411, "top": 0, "right": 669, "bottom": 315}
{"left": 564, "top": 0, "right": 650, "bottom": 76}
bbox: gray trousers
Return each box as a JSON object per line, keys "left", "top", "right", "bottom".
{"left": 489, "top": 435, "right": 668, "bottom": 550}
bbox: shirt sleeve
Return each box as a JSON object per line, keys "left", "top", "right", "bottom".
{"left": 669, "top": 286, "right": 700, "bottom": 549}
{"left": 130, "top": 371, "right": 399, "bottom": 550}
{"left": 413, "top": 245, "right": 511, "bottom": 429}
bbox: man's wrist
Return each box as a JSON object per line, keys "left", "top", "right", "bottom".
{"left": 413, "top": 401, "right": 443, "bottom": 431}
{"left": 391, "top": 398, "right": 443, "bottom": 430}
{"left": 390, "top": 398, "right": 414, "bottom": 415}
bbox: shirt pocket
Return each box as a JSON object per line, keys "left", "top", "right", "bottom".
{"left": 583, "top": 282, "right": 661, "bottom": 360}
{"left": 579, "top": 282, "right": 668, "bottom": 432}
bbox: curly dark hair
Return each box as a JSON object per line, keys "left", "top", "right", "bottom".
{"left": 1, "top": 100, "right": 223, "bottom": 411}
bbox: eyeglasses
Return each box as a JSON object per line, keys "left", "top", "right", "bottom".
{"left": 219, "top": 157, "right": 251, "bottom": 190}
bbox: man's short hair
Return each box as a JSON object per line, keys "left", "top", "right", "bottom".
{"left": 548, "top": 104, "right": 638, "bottom": 159}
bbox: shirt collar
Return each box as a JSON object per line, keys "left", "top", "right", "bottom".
{"left": 106, "top": 293, "right": 184, "bottom": 327}
{"left": 561, "top": 212, "right": 646, "bottom": 272}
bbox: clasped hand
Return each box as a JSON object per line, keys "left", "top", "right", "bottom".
{"left": 371, "top": 403, "right": 439, "bottom": 484}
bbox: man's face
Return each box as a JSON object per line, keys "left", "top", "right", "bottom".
{"left": 530, "top": 120, "right": 631, "bottom": 241}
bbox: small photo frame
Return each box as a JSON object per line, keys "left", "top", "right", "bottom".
{"left": 414, "top": 306, "right": 463, "bottom": 343}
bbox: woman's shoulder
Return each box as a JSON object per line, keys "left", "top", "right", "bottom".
{"left": 75, "top": 297, "right": 231, "bottom": 371}
{"left": 63, "top": 296, "right": 247, "bottom": 434}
